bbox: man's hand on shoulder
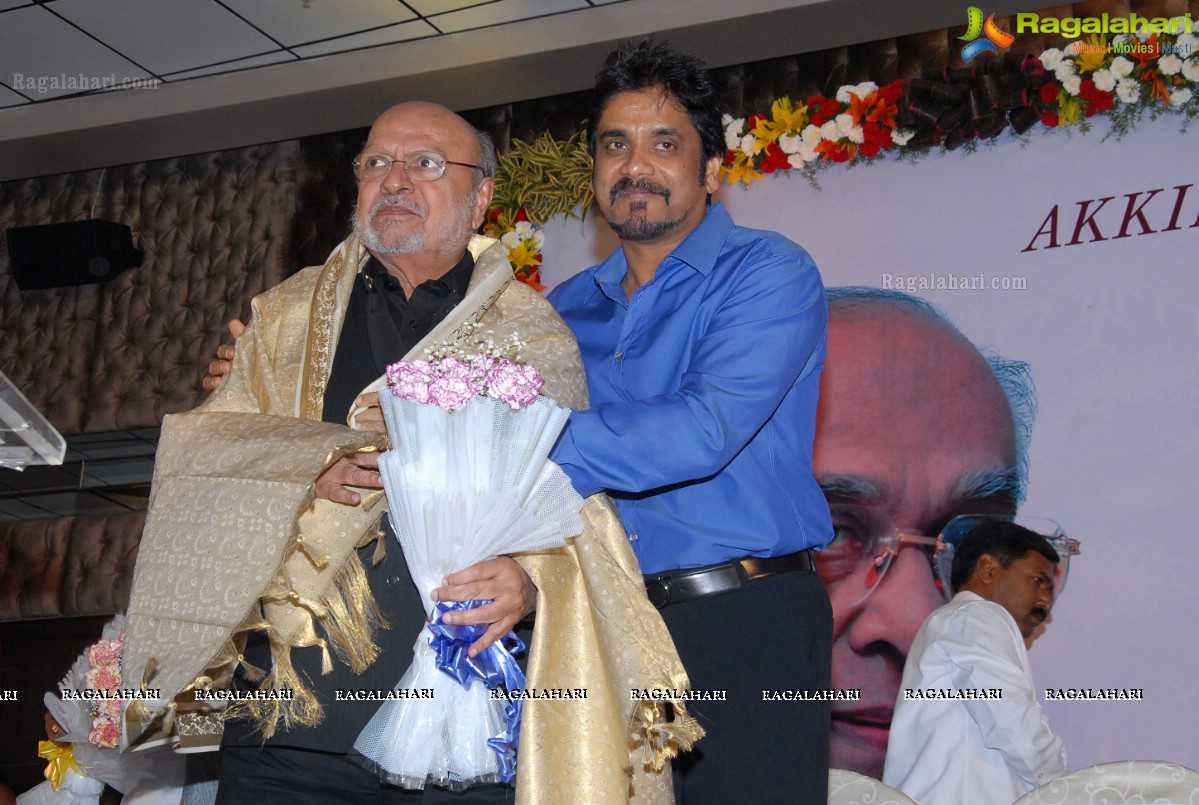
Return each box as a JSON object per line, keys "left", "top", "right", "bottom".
{"left": 202, "top": 319, "right": 245, "bottom": 392}
{"left": 433, "top": 557, "right": 537, "bottom": 657}
{"left": 314, "top": 450, "right": 382, "bottom": 506}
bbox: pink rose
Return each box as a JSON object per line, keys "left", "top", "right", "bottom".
{"left": 85, "top": 665, "right": 121, "bottom": 692}
{"left": 428, "top": 372, "right": 477, "bottom": 411}
{"left": 89, "top": 716, "right": 121, "bottom": 749}
{"left": 87, "top": 639, "right": 122, "bottom": 667}
{"left": 96, "top": 699, "right": 123, "bottom": 720}
{"left": 387, "top": 360, "right": 435, "bottom": 404}
{"left": 485, "top": 360, "right": 544, "bottom": 410}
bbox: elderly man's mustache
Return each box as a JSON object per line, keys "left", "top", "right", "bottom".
{"left": 609, "top": 178, "right": 671, "bottom": 206}
{"left": 371, "top": 195, "right": 425, "bottom": 219}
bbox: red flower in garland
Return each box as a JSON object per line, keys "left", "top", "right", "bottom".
{"left": 1078, "top": 79, "right": 1115, "bottom": 117}
{"left": 878, "top": 80, "right": 904, "bottom": 105}
{"left": 859, "top": 123, "right": 893, "bottom": 158}
{"left": 1039, "top": 82, "right": 1060, "bottom": 105}
{"left": 1041, "top": 111, "right": 1059, "bottom": 127}
{"left": 808, "top": 97, "right": 829, "bottom": 127}
{"left": 758, "top": 142, "right": 792, "bottom": 174}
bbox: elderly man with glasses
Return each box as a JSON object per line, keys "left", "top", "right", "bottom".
{"left": 123, "top": 102, "right": 688, "bottom": 804}
{"left": 814, "top": 287, "right": 1079, "bottom": 779}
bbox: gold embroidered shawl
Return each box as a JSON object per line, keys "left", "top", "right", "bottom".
{"left": 121, "top": 234, "right": 698, "bottom": 803}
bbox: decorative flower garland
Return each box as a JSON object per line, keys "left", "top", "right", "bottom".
{"left": 485, "top": 31, "right": 1198, "bottom": 286}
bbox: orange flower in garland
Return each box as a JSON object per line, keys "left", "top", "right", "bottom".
{"left": 814, "top": 138, "right": 856, "bottom": 163}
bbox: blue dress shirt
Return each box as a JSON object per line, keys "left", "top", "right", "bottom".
{"left": 549, "top": 203, "right": 832, "bottom": 574}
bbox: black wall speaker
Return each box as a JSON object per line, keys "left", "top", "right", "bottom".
{"left": 5, "top": 220, "right": 144, "bottom": 291}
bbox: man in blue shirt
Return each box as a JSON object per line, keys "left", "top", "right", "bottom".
{"left": 549, "top": 40, "right": 834, "bottom": 804}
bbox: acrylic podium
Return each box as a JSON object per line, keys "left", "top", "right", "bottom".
{"left": 0, "top": 369, "right": 66, "bottom": 470}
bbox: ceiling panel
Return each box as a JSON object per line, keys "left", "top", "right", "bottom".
{"left": 291, "top": 20, "right": 440, "bottom": 58}
{"left": 0, "top": 86, "right": 25, "bottom": 108}
{"left": 222, "top": 0, "right": 418, "bottom": 48}
{"left": 407, "top": 0, "right": 485, "bottom": 17}
{"left": 165, "top": 50, "right": 297, "bottom": 81}
{"left": 433, "top": 0, "right": 589, "bottom": 34}
{"left": 0, "top": 5, "right": 150, "bottom": 100}
{"left": 52, "top": 0, "right": 281, "bottom": 76}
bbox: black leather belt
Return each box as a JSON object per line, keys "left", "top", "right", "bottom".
{"left": 643, "top": 550, "right": 815, "bottom": 609}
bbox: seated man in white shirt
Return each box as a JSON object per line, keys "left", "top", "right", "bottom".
{"left": 883, "top": 521, "right": 1068, "bottom": 805}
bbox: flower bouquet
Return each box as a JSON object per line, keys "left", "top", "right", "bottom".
{"left": 30, "top": 616, "right": 159, "bottom": 804}
{"left": 353, "top": 351, "right": 583, "bottom": 790}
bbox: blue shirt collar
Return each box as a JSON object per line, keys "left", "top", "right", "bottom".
{"left": 592, "top": 202, "right": 734, "bottom": 301}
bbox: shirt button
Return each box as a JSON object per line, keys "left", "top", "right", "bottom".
{"left": 628, "top": 532, "right": 639, "bottom": 542}
{"left": 386, "top": 576, "right": 402, "bottom": 585}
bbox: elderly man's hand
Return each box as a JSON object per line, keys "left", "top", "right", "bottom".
{"left": 433, "top": 557, "right": 536, "bottom": 657}
{"left": 352, "top": 392, "right": 385, "bottom": 432}
{"left": 314, "top": 450, "right": 382, "bottom": 506}
{"left": 202, "top": 319, "right": 245, "bottom": 392}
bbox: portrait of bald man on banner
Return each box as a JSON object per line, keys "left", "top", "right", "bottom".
{"left": 813, "top": 287, "right": 1049, "bottom": 778}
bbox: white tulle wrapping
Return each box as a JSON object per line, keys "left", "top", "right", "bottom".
{"left": 41, "top": 615, "right": 158, "bottom": 796}
{"left": 354, "top": 392, "right": 584, "bottom": 789}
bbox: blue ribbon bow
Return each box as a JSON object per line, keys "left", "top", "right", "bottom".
{"left": 427, "top": 600, "right": 527, "bottom": 783}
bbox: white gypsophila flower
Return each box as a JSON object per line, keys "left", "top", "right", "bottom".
{"left": 820, "top": 120, "right": 842, "bottom": 141}
{"left": 1040, "top": 48, "right": 1064, "bottom": 69}
{"left": 722, "top": 113, "right": 733, "bottom": 126}
{"left": 1170, "top": 87, "right": 1193, "bottom": 106}
{"left": 1092, "top": 68, "right": 1117, "bottom": 92}
{"left": 1112, "top": 34, "right": 1129, "bottom": 47}
{"left": 801, "top": 124, "right": 823, "bottom": 146}
{"left": 1062, "top": 74, "right": 1082, "bottom": 96}
{"left": 1110, "top": 56, "right": 1135, "bottom": 78}
{"left": 1159, "top": 54, "right": 1184, "bottom": 75}
{"left": 836, "top": 81, "right": 878, "bottom": 103}
{"left": 1134, "top": 27, "right": 1151, "bottom": 42}
{"left": 891, "top": 128, "right": 916, "bottom": 146}
{"left": 739, "top": 133, "right": 757, "bottom": 155}
{"left": 845, "top": 125, "right": 865, "bottom": 144}
{"left": 1182, "top": 59, "right": 1199, "bottom": 82}
{"left": 1054, "top": 60, "right": 1077, "bottom": 82}
{"left": 778, "top": 133, "right": 802, "bottom": 154}
{"left": 1177, "top": 32, "right": 1198, "bottom": 51}
{"left": 500, "top": 231, "right": 521, "bottom": 249}
{"left": 1116, "top": 77, "right": 1141, "bottom": 103}
{"left": 834, "top": 113, "right": 856, "bottom": 136}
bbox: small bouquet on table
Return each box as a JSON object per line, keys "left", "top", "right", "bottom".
{"left": 353, "top": 348, "right": 584, "bottom": 790}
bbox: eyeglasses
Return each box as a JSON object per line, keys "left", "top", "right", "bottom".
{"left": 352, "top": 152, "right": 481, "bottom": 183}
{"left": 816, "top": 506, "right": 1080, "bottom": 606}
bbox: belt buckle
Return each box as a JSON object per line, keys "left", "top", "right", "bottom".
{"left": 646, "top": 577, "right": 671, "bottom": 609}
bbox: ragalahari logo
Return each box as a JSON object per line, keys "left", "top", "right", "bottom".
{"left": 960, "top": 7, "right": 1016, "bottom": 63}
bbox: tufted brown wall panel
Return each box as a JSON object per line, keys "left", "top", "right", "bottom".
{"left": 0, "top": 144, "right": 299, "bottom": 435}
{"left": 0, "top": 512, "right": 144, "bottom": 620}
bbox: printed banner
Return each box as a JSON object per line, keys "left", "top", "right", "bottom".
{"left": 539, "top": 112, "right": 1198, "bottom": 775}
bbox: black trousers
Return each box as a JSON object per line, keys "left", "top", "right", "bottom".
{"left": 216, "top": 746, "right": 513, "bottom": 804}
{"left": 660, "top": 569, "right": 832, "bottom": 805}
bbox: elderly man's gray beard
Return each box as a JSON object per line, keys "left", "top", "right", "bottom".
{"left": 352, "top": 193, "right": 477, "bottom": 256}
